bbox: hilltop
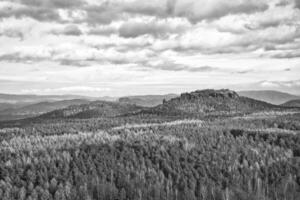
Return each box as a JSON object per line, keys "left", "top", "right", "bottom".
{"left": 145, "top": 89, "right": 279, "bottom": 116}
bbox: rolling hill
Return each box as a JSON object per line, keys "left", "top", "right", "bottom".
{"left": 238, "top": 90, "right": 299, "bottom": 105}
{"left": 118, "top": 94, "right": 178, "bottom": 107}
{"left": 281, "top": 99, "right": 300, "bottom": 107}
{"left": 38, "top": 101, "right": 143, "bottom": 119}
{"left": 144, "top": 89, "right": 279, "bottom": 116}
{"left": 0, "top": 99, "right": 90, "bottom": 121}
{"left": 0, "top": 102, "right": 29, "bottom": 112}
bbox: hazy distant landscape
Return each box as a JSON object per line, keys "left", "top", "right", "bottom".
{"left": 0, "top": 90, "right": 299, "bottom": 122}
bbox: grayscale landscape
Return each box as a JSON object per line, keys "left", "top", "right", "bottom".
{"left": 0, "top": 0, "right": 299, "bottom": 200}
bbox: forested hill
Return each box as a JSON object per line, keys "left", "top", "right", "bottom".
{"left": 281, "top": 99, "right": 300, "bottom": 108}
{"left": 0, "top": 89, "right": 291, "bottom": 128}
{"left": 37, "top": 100, "right": 144, "bottom": 119}
{"left": 144, "top": 89, "right": 280, "bottom": 116}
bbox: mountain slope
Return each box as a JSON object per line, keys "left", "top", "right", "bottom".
{"left": 118, "top": 94, "right": 178, "bottom": 107}
{"left": 281, "top": 99, "right": 300, "bottom": 107}
{"left": 145, "top": 89, "right": 279, "bottom": 116}
{"left": 38, "top": 101, "right": 143, "bottom": 119}
{"left": 238, "top": 90, "right": 299, "bottom": 105}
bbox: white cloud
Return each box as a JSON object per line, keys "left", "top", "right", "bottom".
{"left": 259, "top": 79, "right": 300, "bottom": 88}
{"left": 0, "top": 0, "right": 299, "bottom": 95}
{"left": 260, "top": 81, "right": 280, "bottom": 87}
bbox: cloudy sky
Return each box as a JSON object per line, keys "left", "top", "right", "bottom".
{"left": 0, "top": 0, "right": 300, "bottom": 96}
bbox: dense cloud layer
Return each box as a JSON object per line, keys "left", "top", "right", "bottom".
{"left": 0, "top": 0, "right": 299, "bottom": 95}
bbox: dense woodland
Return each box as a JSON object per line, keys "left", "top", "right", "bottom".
{"left": 0, "top": 90, "right": 299, "bottom": 200}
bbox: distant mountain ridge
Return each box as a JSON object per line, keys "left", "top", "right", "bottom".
{"left": 0, "top": 93, "right": 89, "bottom": 103}
{"left": 0, "top": 93, "right": 117, "bottom": 119}
{"left": 118, "top": 94, "right": 178, "bottom": 107}
{"left": 144, "top": 89, "right": 279, "bottom": 116}
{"left": 0, "top": 89, "right": 295, "bottom": 124}
{"left": 0, "top": 99, "right": 90, "bottom": 121}
{"left": 118, "top": 90, "right": 299, "bottom": 107}
{"left": 238, "top": 90, "right": 299, "bottom": 105}
{"left": 281, "top": 99, "right": 300, "bottom": 107}
{"left": 0, "top": 102, "right": 29, "bottom": 112}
